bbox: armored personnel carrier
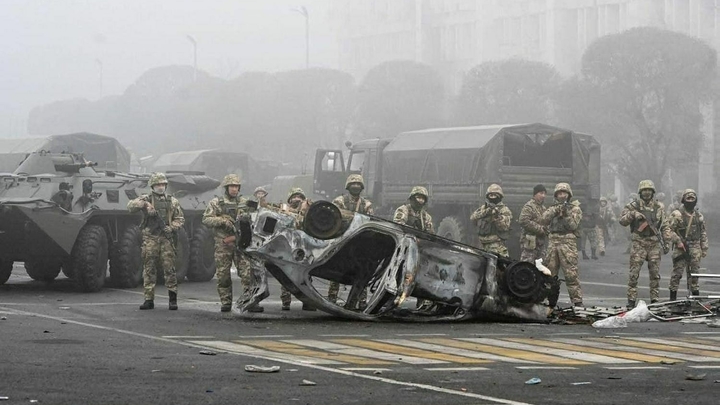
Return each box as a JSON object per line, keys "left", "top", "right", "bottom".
{"left": 0, "top": 152, "right": 219, "bottom": 291}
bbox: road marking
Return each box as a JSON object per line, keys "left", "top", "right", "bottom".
{"left": 516, "top": 366, "right": 578, "bottom": 370}
{"left": 332, "top": 339, "right": 490, "bottom": 364}
{"left": 340, "top": 368, "right": 392, "bottom": 372}
{"left": 318, "top": 334, "right": 371, "bottom": 337}
{"left": 422, "top": 338, "right": 585, "bottom": 365}
{"left": 396, "top": 333, "right": 447, "bottom": 337}
{"left": 237, "top": 335, "right": 294, "bottom": 338}
{"left": 461, "top": 338, "right": 629, "bottom": 364}
{"left": 378, "top": 339, "right": 529, "bottom": 364}
{"left": 423, "top": 367, "right": 490, "bottom": 371}
{"left": 681, "top": 332, "right": 720, "bottom": 335}
{"left": 505, "top": 338, "right": 676, "bottom": 363}
{"left": 238, "top": 340, "right": 394, "bottom": 365}
{"left": 163, "top": 336, "right": 215, "bottom": 339}
{"left": 625, "top": 337, "right": 720, "bottom": 353}
{"left": 588, "top": 337, "right": 720, "bottom": 359}
{"left": 0, "top": 307, "right": 535, "bottom": 404}
{"left": 688, "top": 365, "right": 720, "bottom": 369}
{"left": 604, "top": 366, "right": 668, "bottom": 370}
{"left": 190, "top": 340, "right": 343, "bottom": 365}
{"left": 283, "top": 340, "right": 441, "bottom": 364}
{"left": 565, "top": 338, "right": 706, "bottom": 362}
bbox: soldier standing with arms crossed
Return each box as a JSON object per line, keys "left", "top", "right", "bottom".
{"left": 540, "top": 183, "right": 584, "bottom": 308}
{"left": 128, "top": 173, "right": 184, "bottom": 310}
{"left": 518, "top": 184, "right": 547, "bottom": 262}
{"left": 470, "top": 184, "right": 512, "bottom": 256}
{"left": 668, "top": 189, "right": 709, "bottom": 300}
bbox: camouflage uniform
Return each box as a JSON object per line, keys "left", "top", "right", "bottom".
{"left": 540, "top": 183, "right": 584, "bottom": 307}
{"left": 328, "top": 174, "right": 374, "bottom": 308}
{"left": 393, "top": 186, "right": 434, "bottom": 309}
{"left": 127, "top": 173, "right": 185, "bottom": 309}
{"left": 608, "top": 194, "right": 621, "bottom": 245}
{"left": 281, "top": 187, "right": 315, "bottom": 310}
{"left": 668, "top": 189, "right": 709, "bottom": 298}
{"left": 202, "top": 174, "right": 252, "bottom": 312}
{"left": 393, "top": 186, "right": 435, "bottom": 234}
{"left": 618, "top": 180, "right": 676, "bottom": 306}
{"left": 470, "top": 184, "right": 512, "bottom": 257}
{"left": 518, "top": 194, "right": 547, "bottom": 262}
{"left": 578, "top": 210, "right": 599, "bottom": 260}
{"left": 595, "top": 196, "right": 616, "bottom": 256}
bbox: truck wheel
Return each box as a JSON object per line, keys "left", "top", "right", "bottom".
{"left": 187, "top": 225, "right": 216, "bottom": 282}
{"left": 24, "top": 259, "right": 62, "bottom": 282}
{"left": 71, "top": 224, "right": 109, "bottom": 292}
{"left": 174, "top": 227, "right": 189, "bottom": 283}
{"left": 109, "top": 225, "right": 142, "bottom": 288}
{"left": 438, "top": 216, "right": 468, "bottom": 244}
{"left": 0, "top": 259, "right": 12, "bottom": 284}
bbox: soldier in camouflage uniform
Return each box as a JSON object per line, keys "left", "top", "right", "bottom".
{"left": 540, "top": 183, "right": 584, "bottom": 307}
{"left": 595, "top": 196, "right": 616, "bottom": 256}
{"left": 518, "top": 184, "right": 547, "bottom": 262}
{"left": 202, "top": 174, "right": 263, "bottom": 313}
{"left": 668, "top": 189, "right": 709, "bottom": 300}
{"left": 128, "top": 173, "right": 185, "bottom": 310}
{"left": 470, "top": 184, "right": 512, "bottom": 257}
{"left": 608, "top": 194, "right": 621, "bottom": 245}
{"left": 328, "top": 174, "right": 374, "bottom": 308}
{"left": 578, "top": 207, "right": 600, "bottom": 260}
{"left": 623, "top": 193, "right": 639, "bottom": 254}
{"left": 619, "top": 180, "right": 676, "bottom": 308}
{"left": 393, "top": 186, "right": 434, "bottom": 234}
{"left": 281, "top": 187, "right": 316, "bottom": 311}
{"left": 393, "top": 186, "right": 435, "bottom": 309}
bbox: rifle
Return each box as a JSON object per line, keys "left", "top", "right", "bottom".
{"left": 147, "top": 210, "right": 177, "bottom": 254}
{"left": 631, "top": 201, "right": 669, "bottom": 254}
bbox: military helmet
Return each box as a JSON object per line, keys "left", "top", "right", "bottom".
{"left": 682, "top": 188, "right": 697, "bottom": 202}
{"left": 345, "top": 174, "right": 365, "bottom": 190}
{"left": 553, "top": 182, "right": 573, "bottom": 198}
{"left": 287, "top": 187, "right": 306, "bottom": 203}
{"left": 608, "top": 194, "right": 618, "bottom": 202}
{"left": 254, "top": 186, "right": 267, "bottom": 194}
{"left": 637, "top": 180, "right": 656, "bottom": 194}
{"left": 486, "top": 184, "right": 504, "bottom": 198}
{"left": 656, "top": 192, "right": 666, "bottom": 201}
{"left": 600, "top": 196, "right": 608, "bottom": 203}
{"left": 221, "top": 174, "right": 242, "bottom": 188}
{"left": 409, "top": 186, "right": 429, "bottom": 199}
{"left": 149, "top": 172, "right": 168, "bottom": 187}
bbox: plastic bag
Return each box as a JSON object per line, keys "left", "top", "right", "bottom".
{"left": 619, "top": 300, "right": 652, "bottom": 323}
{"left": 592, "top": 316, "right": 628, "bottom": 328}
{"left": 535, "top": 258, "right": 551, "bottom": 276}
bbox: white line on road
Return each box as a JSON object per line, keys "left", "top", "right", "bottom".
{"left": 162, "top": 336, "right": 215, "bottom": 339}
{"left": 193, "top": 340, "right": 343, "bottom": 365}
{"left": 603, "top": 366, "right": 667, "bottom": 370}
{"left": 319, "top": 334, "right": 371, "bottom": 337}
{"left": 460, "top": 338, "right": 637, "bottom": 364}
{"left": 377, "top": 339, "right": 537, "bottom": 364}
{"left": 237, "top": 334, "right": 294, "bottom": 338}
{"left": 515, "top": 366, "right": 579, "bottom": 370}
{"left": 396, "top": 333, "right": 448, "bottom": 337}
{"left": 681, "top": 332, "right": 720, "bottom": 335}
{"left": 423, "top": 367, "right": 490, "bottom": 371}
{"left": 687, "top": 365, "right": 720, "bottom": 369}
{"left": 341, "top": 368, "right": 392, "bottom": 371}
{"left": 284, "top": 339, "right": 445, "bottom": 364}
{"left": 555, "top": 338, "right": 713, "bottom": 362}
{"left": 0, "top": 306, "right": 534, "bottom": 405}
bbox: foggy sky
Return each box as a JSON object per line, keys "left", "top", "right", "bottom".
{"left": 0, "top": 0, "right": 336, "bottom": 137}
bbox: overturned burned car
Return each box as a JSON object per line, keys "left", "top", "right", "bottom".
{"left": 238, "top": 201, "right": 558, "bottom": 322}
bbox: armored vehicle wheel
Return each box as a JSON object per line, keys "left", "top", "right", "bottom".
{"left": 109, "top": 225, "right": 142, "bottom": 288}
{"left": 71, "top": 224, "right": 109, "bottom": 292}
{"left": 24, "top": 259, "right": 62, "bottom": 282}
{"left": 187, "top": 225, "right": 216, "bottom": 282}
{"left": 174, "top": 227, "right": 190, "bottom": 283}
{"left": 437, "top": 216, "right": 468, "bottom": 244}
{"left": 0, "top": 259, "right": 12, "bottom": 284}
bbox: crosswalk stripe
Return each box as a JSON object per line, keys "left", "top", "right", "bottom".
{"left": 376, "top": 339, "right": 518, "bottom": 364}
{"left": 622, "top": 337, "right": 720, "bottom": 353}
{"left": 282, "top": 340, "right": 438, "bottom": 364}
{"left": 561, "top": 338, "right": 708, "bottom": 362}
{"left": 331, "top": 339, "right": 488, "bottom": 364}
{"left": 188, "top": 340, "right": 342, "bottom": 365}
{"left": 505, "top": 338, "right": 676, "bottom": 363}
{"left": 587, "top": 338, "right": 720, "bottom": 359}
{"left": 461, "top": 338, "right": 634, "bottom": 364}
{"left": 236, "top": 340, "right": 392, "bottom": 365}
{"left": 421, "top": 338, "right": 586, "bottom": 365}
{"left": 666, "top": 336, "right": 720, "bottom": 346}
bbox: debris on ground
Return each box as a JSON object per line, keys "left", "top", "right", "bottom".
{"left": 299, "top": 380, "right": 317, "bottom": 386}
{"left": 0, "top": 396, "right": 8, "bottom": 401}
{"left": 592, "top": 300, "right": 651, "bottom": 328}
{"left": 525, "top": 378, "right": 541, "bottom": 385}
{"left": 571, "top": 382, "right": 592, "bottom": 385}
{"left": 373, "top": 370, "right": 383, "bottom": 375}
{"left": 244, "top": 365, "right": 280, "bottom": 373}
{"left": 685, "top": 373, "right": 707, "bottom": 381}
{"left": 199, "top": 350, "right": 217, "bottom": 356}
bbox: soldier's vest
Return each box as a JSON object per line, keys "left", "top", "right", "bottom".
{"left": 630, "top": 200, "right": 659, "bottom": 237}
{"left": 677, "top": 210, "right": 703, "bottom": 241}
{"left": 405, "top": 205, "right": 427, "bottom": 231}
{"left": 218, "top": 198, "right": 241, "bottom": 219}
{"left": 581, "top": 212, "right": 596, "bottom": 229}
{"left": 141, "top": 194, "right": 173, "bottom": 229}
{"left": 343, "top": 194, "right": 369, "bottom": 214}
{"left": 548, "top": 203, "right": 579, "bottom": 237}
{"left": 476, "top": 204, "right": 509, "bottom": 240}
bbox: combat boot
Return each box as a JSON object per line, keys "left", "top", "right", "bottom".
{"left": 139, "top": 300, "right": 154, "bottom": 310}
{"left": 281, "top": 302, "right": 291, "bottom": 311}
{"left": 582, "top": 251, "right": 590, "bottom": 260}
{"left": 573, "top": 301, "right": 584, "bottom": 308}
{"left": 591, "top": 249, "right": 598, "bottom": 260}
{"left": 220, "top": 304, "right": 232, "bottom": 312}
{"left": 691, "top": 290, "right": 700, "bottom": 297}
{"left": 626, "top": 300, "right": 636, "bottom": 309}
{"left": 669, "top": 290, "right": 677, "bottom": 301}
{"left": 600, "top": 250, "right": 605, "bottom": 257}
{"left": 168, "top": 291, "right": 178, "bottom": 310}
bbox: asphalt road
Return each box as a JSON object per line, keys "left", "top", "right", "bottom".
{"left": 2, "top": 241, "right": 720, "bottom": 405}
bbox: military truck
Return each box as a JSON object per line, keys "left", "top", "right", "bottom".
{"left": 313, "top": 123, "right": 601, "bottom": 257}
{"left": 0, "top": 151, "right": 219, "bottom": 290}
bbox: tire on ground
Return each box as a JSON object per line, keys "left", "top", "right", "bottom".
{"left": 437, "top": 216, "right": 468, "bottom": 244}
{"left": 187, "top": 225, "right": 216, "bottom": 282}
{"left": 71, "top": 224, "right": 109, "bottom": 292}
{"left": 24, "top": 258, "right": 62, "bottom": 282}
{"left": 109, "top": 225, "right": 143, "bottom": 288}
{"left": 0, "top": 259, "right": 13, "bottom": 284}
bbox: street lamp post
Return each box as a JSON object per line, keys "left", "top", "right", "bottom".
{"left": 95, "top": 58, "right": 103, "bottom": 98}
{"left": 293, "top": 6, "right": 310, "bottom": 68}
{"left": 186, "top": 34, "right": 197, "bottom": 82}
